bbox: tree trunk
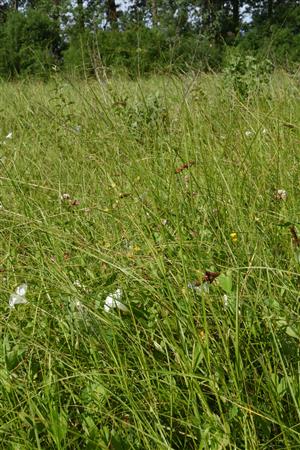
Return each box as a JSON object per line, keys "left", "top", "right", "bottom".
{"left": 232, "top": 0, "right": 239, "bottom": 32}
{"left": 151, "top": 0, "right": 158, "bottom": 25}
{"left": 77, "top": 0, "right": 85, "bottom": 31}
{"left": 202, "top": 0, "right": 212, "bottom": 31}
{"left": 267, "top": 0, "right": 273, "bottom": 19}
{"left": 107, "top": 0, "right": 118, "bottom": 29}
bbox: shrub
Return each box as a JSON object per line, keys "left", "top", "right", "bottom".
{"left": 0, "top": 10, "right": 62, "bottom": 78}
{"left": 63, "top": 27, "right": 224, "bottom": 78}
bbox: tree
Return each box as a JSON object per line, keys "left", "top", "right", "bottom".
{"left": 106, "top": 0, "right": 118, "bottom": 28}
{"left": 76, "top": 0, "right": 85, "bottom": 31}
{"left": 232, "top": 0, "right": 239, "bottom": 32}
{"left": 0, "top": 9, "right": 63, "bottom": 76}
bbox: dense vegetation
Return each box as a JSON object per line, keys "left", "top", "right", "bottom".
{"left": 0, "top": 0, "right": 300, "bottom": 447}
{"left": 0, "top": 71, "right": 300, "bottom": 448}
{"left": 0, "top": 0, "right": 299, "bottom": 77}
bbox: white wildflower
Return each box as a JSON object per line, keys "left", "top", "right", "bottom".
{"left": 6, "top": 131, "right": 12, "bottom": 140}
{"left": 74, "top": 299, "right": 84, "bottom": 313}
{"left": 9, "top": 283, "right": 28, "bottom": 309}
{"left": 104, "top": 288, "right": 128, "bottom": 313}
{"left": 184, "top": 174, "right": 190, "bottom": 188}
{"left": 275, "top": 189, "right": 287, "bottom": 201}
{"left": 188, "top": 282, "right": 209, "bottom": 294}
{"left": 61, "top": 193, "right": 71, "bottom": 201}
{"left": 223, "top": 294, "right": 228, "bottom": 308}
{"left": 73, "top": 280, "right": 88, "bottom": 292}
{"left": 245, "top": 130, "right": 253, "bottom": 137}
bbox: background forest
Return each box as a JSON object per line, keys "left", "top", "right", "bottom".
{"left": 0, "top": 0, "right": 299, "bottom": 78}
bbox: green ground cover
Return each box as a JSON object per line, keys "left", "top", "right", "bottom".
{"left": 0, "top": 71, "right": 300, "bottom": 449}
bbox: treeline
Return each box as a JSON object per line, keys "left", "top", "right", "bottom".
{"left": 0, "top": 0, "right": 299, "bottom": 78}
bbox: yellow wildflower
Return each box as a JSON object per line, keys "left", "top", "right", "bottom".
{"left": 230, "top": 232, "right": 238, "bottom": 243}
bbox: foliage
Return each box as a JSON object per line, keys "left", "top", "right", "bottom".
{"left": 223, "top": 51, "right": 273, "bottom": 98}
{"left": 0, "top": 0, "right": 298, "bottom": 78}
{"left": 0, "top": 9, "right": 61, "bottom": 78}
{"left": 240, "top": 3, "right": 300, "bottom": 67}
{"left": 63, "top": 28, "right": 224, "bottom": 78}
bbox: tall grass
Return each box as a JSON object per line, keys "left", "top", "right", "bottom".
{"left": 0, "top": 71, "right": 300, "bottom": 449}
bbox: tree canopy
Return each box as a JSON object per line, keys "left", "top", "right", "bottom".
{"left": 0, "top": 0, "right": 299, "bottom": 77}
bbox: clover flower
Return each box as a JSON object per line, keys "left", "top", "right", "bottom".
{"left": 104, "top": 288, "right": 128, "bottom": 313}
{"left": 9, "top": 283, "right": 28, "bottom": 309}
{"left": 275, "top": 189, "right": 287, "bottom": 201}
{"left": 61, "top": 193, "right": 71, "bottom": 201}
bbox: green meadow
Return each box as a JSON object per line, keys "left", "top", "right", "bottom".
{"left": 0, "top": 71, "right": 300, "bottom": 449}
